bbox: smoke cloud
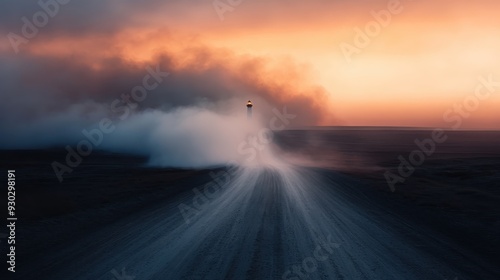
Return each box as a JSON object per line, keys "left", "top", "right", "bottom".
{"left": 0, "top": 31, "right": 330, "bottom": 167}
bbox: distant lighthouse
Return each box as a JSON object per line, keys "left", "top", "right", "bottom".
{"left": 246, "top": 100, "right": 253, "bottom": 119}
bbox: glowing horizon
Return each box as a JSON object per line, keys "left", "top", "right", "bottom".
{"left": 2, "top": 0, "right": 499, "bottom": 129}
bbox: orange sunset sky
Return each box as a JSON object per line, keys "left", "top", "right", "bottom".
{"left": 2, "top": 0, "right": 500, "bottom": 129}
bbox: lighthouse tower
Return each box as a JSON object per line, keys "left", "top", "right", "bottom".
{"left": 246, "top": 100, "right": 253, "bottom": 119}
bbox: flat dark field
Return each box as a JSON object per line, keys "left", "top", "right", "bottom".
{"left": 1, "top": 129, "right": 499, "bottom": 280}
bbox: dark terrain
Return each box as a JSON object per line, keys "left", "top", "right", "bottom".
{"left": 1, "top": 129, "right": 499, "bottom": 279}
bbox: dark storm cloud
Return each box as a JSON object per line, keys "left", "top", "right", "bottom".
{"left": 0, "top": 0, "right": 173, "bottom": 36}
{"left": 0, "top": 44, "right": 328, "bottom": 149}
{"left": 0, "top": 0, "right": 332, "bottom": 152}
